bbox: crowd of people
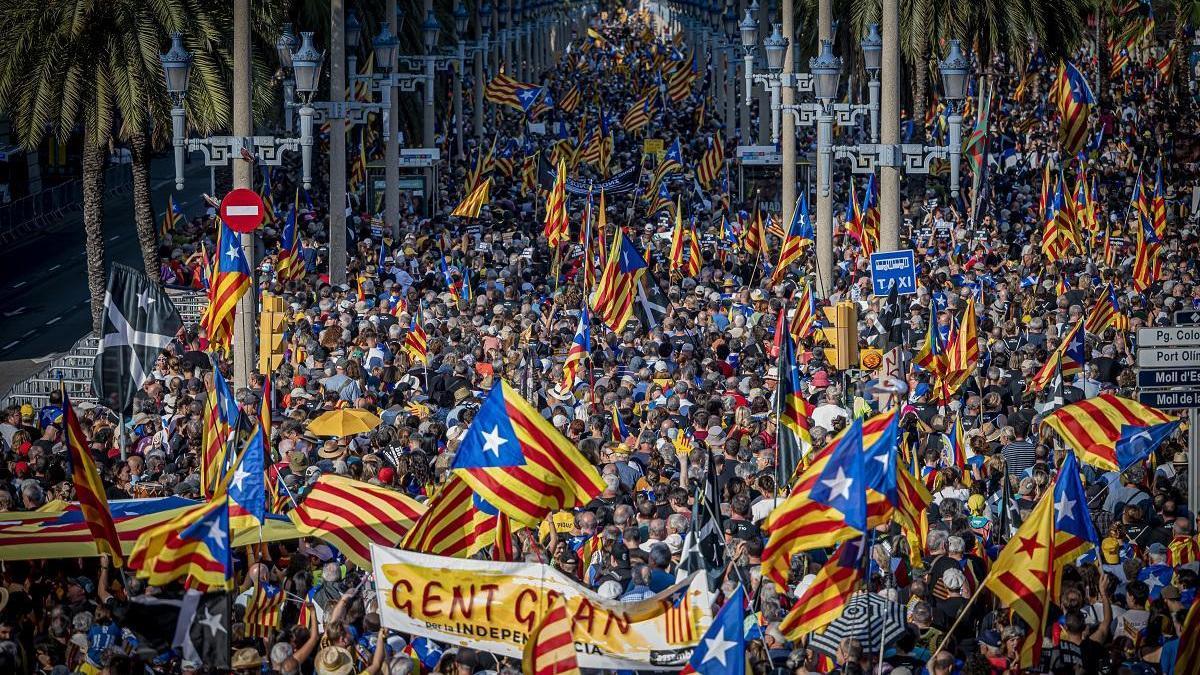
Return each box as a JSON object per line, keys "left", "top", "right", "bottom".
{"left": 1, "top": 4, "right": 1199, "bottom": 675}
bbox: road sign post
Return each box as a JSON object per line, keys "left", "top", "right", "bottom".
{"left": 869, "top": 250, "right": 917, "bottom": 296}
{"left": 1135, "top": 325, "right": 1200, "bottom": 530}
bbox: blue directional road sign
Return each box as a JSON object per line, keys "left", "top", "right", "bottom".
{"left": 1137, "top": 368, "right": 1200, "bottom": 388}
{"left": 869, "top": 249, "right": 917, "bottom": 296}
{"left": 1137, "top": 389, "right": 1200, "bottom": 410}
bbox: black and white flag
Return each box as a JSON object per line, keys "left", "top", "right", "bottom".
{"left": 878, "top": 281, "right": 905, "bottom": 350}
{"left": 124, "top": 591, "right": 230, "bottom": 669}
{"left": 177, "top": 591, "right": 231, "bottom": 669}
{"left": 634, "top": 272, "right": 669, "bottom": 332}
{"left": 92, "top": 263, "right": 182, "bottom": 414}
{"left": 678, "top": 449, "right": 725, "bottom": 587}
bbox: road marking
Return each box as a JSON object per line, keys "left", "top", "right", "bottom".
{"left": 2, "top": 307, "right": 25, "bottom": 317}
{"left": 2, "top": 341, "right": 18, "bottom": 351}
{"left": 21, "top": 329, "right": 35, "bottom": 338}
{"left": 46, "top": 316, "right": 61, "bottom": 325}
{"left": 12, "top": 281, "right": 25, "bottom": 289}
{"left": 48, "top": 264, "right": 61, "bottom": 272}
{"left": 109, "top": 234, "right": 121, "bottom": 242}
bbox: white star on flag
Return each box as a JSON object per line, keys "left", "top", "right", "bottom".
{"left": 701, "top": 630, "right": 735, "bottom": 666}
{"left": 231, "top": 465, "right": 251, "bottom": 492}
{"left": 821, "top": 467, "right": 854, "bottom": 501}
{"left": 198, "top": 607, "right": 227, "bottom": 636}
{"left": 482, "top": 425, "right": 508, "bottom": 457}
{"left": 205, "top": 518, "right": 227, "bottom": 548}
{"left": 136, "top": 288, "right": 157, "bottom": 310}
{"left": 1055, "top": 492, "right": 1076, "bottom": 523}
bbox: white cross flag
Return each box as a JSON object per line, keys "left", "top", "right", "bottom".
{"left": 92, "top": 263, "right": 183, "bottom": 413}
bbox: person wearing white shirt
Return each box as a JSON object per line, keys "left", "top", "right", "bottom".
{"left": 810, "top": 389, "right": 851, "bottom": 432}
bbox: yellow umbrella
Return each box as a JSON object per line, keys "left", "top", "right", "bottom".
{"left": 345, "top": 408, "right": 382, "bottom": 428}
{"left": 307, "top": 409, "right": 382, "bottom": 437}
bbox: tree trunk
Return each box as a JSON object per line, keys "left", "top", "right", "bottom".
{"left": 910, "top": 33, "right": 930, "bottom": 200}
{"left": 82, "top": 128, "right": 108, "bottom": 332}
{"left": 129, "top": 133, "right": 160, "bottom": 283}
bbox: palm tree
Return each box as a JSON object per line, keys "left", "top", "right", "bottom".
{"left": 0, "top": 0, "right": 282, "bottom": 330}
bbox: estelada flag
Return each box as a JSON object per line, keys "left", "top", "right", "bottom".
{"left": 451, "top": 380, "right": 604, "bottom": 526}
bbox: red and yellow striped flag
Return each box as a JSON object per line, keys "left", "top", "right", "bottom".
{"left": 288, "top": 474, "right": 426, "bottom": 569}
{"left": 450, "top": 178, "right": 491, "bottom": 219}
{"left": 243, "top": 583, "right": 284, "bottom": 638}
{"left": 1176, "top": 593, "right": 1200, "bottom": 674}
{"left": 1042, "top": 394, "right": 1175, "bottom": 471}
{"left": 982, "top": 489, "right": 1056, "bottom": 669}
{"left": 522, "top": 595, "right": 581, "bottom": 675}
{"left": 780, "top": 539, "right": 865, "bottom": 640}
{"left": 401, "top": 474, "right": 498, "bottom": 558}
{"left": 543, "top": 158, "right": 569, "bottom": 247}
{"left": 63, "top": 391, "right": 122, "bottom": 566}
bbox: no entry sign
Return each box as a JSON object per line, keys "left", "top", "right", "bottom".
{"left": 219, "top": 188, "right": 266, "bottom": 233}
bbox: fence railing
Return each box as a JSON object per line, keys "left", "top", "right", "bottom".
{"left": 0, "top": 164, "right": 133, "bottom": 246}
{"left": 0, "top": 288, "right": 207, "bottom": 411}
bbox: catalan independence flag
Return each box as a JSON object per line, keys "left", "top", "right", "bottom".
{"left": 129, "top": 495, "right": 233, "bottom": 590}
{"left": 227, "top": 423, "right": 266, "bottom": 531}
{"left": 202, "top": 364, "right": 238, "bottom": 498}
{"left": 769, "top": 191, "right": 813, "bottom": 286}
{"left": 775, "top": 330, "right": 813, "bottom": 481}
{"left": 1051, "top": 450, "right": 1098, "bottom": 567}
{"left": 484, "top": 72, "right": 542, "bottom": 111}
{"left": 1042, "top": 394, "right": 1176, "bottom": 471}
{"left": 981, "top": 488, "right": 1055, "bottom": 669}
{"left": 243, "top": 583, "right": 284, "bottom": 638}
{"left": 763, "top": 410, "right": 897, "bottom": 590}
{"left": 543, "top": 158, "right": 569, "bottom": 247}
{"left": 1026, "top": 318, "right": 1084, "bottom": 393}
{"left": 401, "top": 474, "right": 499, "bottom": 558}
{"left": 276, "top": 200, "right": 302, "bottom": 283}
{"left": 450, "top": 177, "right": 491, "bottom": 219}
{"left": 610, "top": 404, "right": 630, "bottom": 443}
{"left": 779, "top": 539, "right": 864, "bottom": 640}
{"left": 451, "top": 380, "right": 605, "bottom": 526}
{"left": 63, "top": 391, "right": 122, "bottom": 566}
{"left": 522, "top": 595, "right": 581, "bottom": 675}
{"left": 590, "top": 227, "right": 647, "bottom": 333}
{"left": 1054, "top": 60, "right": 1095, "bottom": 155}
{"left": 695, "top": 133, "right": 724, "bottom": 188}
{"left": 200, "top": 219, "right": 252, "bottom": 354}
{"left": 288, "top": 474, "right": 426, "bottom": 569}
{"left": 160, "top": 195, "right": 184, "bottom": 238}
{"left": 404, "top": 314, "right": 428, "bottom": 364}
{"left": 560, "top": 306, "right": 590, "bottom": 394}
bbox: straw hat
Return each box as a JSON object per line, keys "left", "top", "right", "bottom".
{"left": 315, "top": 647, "right": 355, "bottom": 675}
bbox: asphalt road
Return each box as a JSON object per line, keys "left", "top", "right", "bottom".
{"left": 0, "top": 156, "right": 209, "bottom": 392}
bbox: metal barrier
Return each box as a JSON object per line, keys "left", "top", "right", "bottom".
{"left": 0, "top": 288, "right": 207, "bottom": 410}
{"left": 0, "top": 165, "right": 133, "bottom": 246}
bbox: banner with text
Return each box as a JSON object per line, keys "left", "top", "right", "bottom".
{"left": 371, "top": 544, "right": 714, "bottom": 670}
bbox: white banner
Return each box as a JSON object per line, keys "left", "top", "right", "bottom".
{"left": 370, "top": 544, "right": 714, "bottom": 670}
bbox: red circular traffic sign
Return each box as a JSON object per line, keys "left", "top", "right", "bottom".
{"left": 219, "top": 187, "right": 266, "bottom": 233}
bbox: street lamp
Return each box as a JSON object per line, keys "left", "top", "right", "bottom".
{"left": 162, "top": 32, "right": 318, "bottom": 190}
{"left": 810, "top": 40, "right": 841, "bottom": 197}
{"left": 277, "top": 24, "right": 299, "bottom": 132}
{"left": 372, "top": 21, "right": 400, "bottom": 71}
{"left": 861, "top": 23, "right": 882, "bottom": 143}
{"left": 454, "top": 2, "right": 470, "bottom": 36}
{"left": 830, "top": 38, "right": 969, "bottom": 196}
{"left": 422, "top": 9, "right": 441, "bottom": 52}
{"left": 938, "top": 39, "right": 969, "bottom": 197}
{"left": 345, "top": 11, "right": 362, "bottom": 51}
